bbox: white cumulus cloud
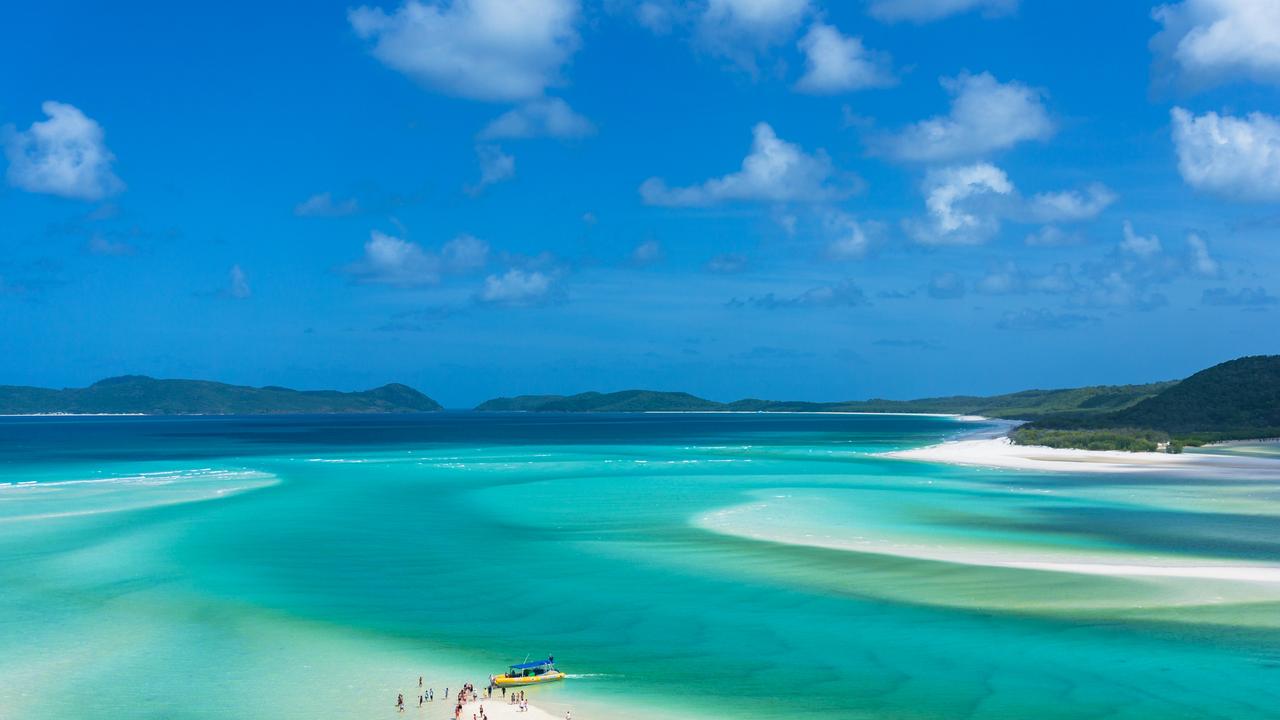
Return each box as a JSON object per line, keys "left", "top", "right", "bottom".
{"left": 824, "top": 212, "right": 878, "bottom": 259}
{"left": 640, "top": 122, "right": 857, "bottom": 206}
{"left": 479, "top": 267, "right": 554, "bottom": 304}
{"left": 3, "top": 101, "right": 124, "bottom": 201}
{"left": 905, "top": 162, "right": 1014, "bottom": 245}
{"left": 1151, "top": 0, "right": 1280, "bottom": 89}
{"left": 868, "top": 0, "right": 1018, "bottom": 24}
{"left": 345, "top": 231, "right": 490, "bottom": 286}
{"left": 876, "top": 72, "right": 1053, "bottom": 162}
{"left": 1170, "top": 107, "right": 1280, "bottom": 201}
{"left": 479, "top": 97, "right": 594, "bottom": 139}
{"left": 795, "top": 22, "right": 895, "bottom": 94}
{"left": 1120, "top": 221, "right": 1163, "bottom": 258}
{"left": 699, "top": 0, "right": 811, "bottom": 58}
{"left": 349, "top": 0, "right": 580, "bottom": 102}
{"left": 1025, "top": 183, "right": 1116, "bottom": 222}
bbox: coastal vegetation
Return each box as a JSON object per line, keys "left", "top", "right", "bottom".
{"left": 1010, "top": 427, "right": 1173, "bottom": 453}
{"left": 0, "top": 375, "right": 442, "bottom": 415}
{"left": 1015, "top": 356, "right": 1280, "bottom": 451}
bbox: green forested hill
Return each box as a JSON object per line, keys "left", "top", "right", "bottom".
{"left": 476, "top": 382, "right": 1171, "bottom": 418}
{"left": 0, "top": 376, "right": 442, "bottom": 415}
{"left": 726, "top": 383, "right": 1172, "bottom": 419}
{"left": 1025, "top": 356, "right": 1280, "bottom": 444}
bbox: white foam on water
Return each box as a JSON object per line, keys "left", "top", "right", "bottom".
{"left": 0, "top": 467, "right": 279, "bottom": 523}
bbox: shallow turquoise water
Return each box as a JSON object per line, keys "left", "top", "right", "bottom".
{"left": 2, "top": 413, "right": 1280, "bottom": 719}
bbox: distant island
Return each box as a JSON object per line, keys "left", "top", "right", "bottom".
{"left": 4, "top": 356, "right": 1277, "bottom": 453}
{"left": 0, "top": 375, "right": 442, "bottom": 415}
{"left": 478, "top": 355, "right": 1280, "bottom": 453}
{"left": 474, "top": 384, "right": 1171, "bottom": 420}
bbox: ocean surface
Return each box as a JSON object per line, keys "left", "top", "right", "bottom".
{"left": 2, "top": 412, "right": 1280, "bottom": 720}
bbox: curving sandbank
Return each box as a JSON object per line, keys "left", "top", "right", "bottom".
{"left": 0, "top": 468, "right": 279, "bottom": 523}
{"left": 696, "top": 498, "right": 1280, "bottom": 587}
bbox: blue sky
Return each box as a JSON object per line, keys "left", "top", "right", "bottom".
{"left": 2, "top": 0, "right": 1279, "bottom": 407}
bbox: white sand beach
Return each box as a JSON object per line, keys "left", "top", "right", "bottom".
{"left": 883, "top": 436, "right": 1280, "bottom": 478}
{"left": 458, "top": 697, "right": 563, "bottom": 720}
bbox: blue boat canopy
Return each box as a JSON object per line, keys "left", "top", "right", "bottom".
{"left": 509, "top": 658, "right": 555, "bottom": 670}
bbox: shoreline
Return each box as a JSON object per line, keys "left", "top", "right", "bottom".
{"left": 882, "top": 435, "right": 1280, "bottom": 477}
{"left": 0, "top": 410, "right": 999, "bottom": 418}
{"left": 458, "top": 697, "right": 559, "bottom": 720}
{"left": 641, "top": 410, "right": 993, "bottom": 419}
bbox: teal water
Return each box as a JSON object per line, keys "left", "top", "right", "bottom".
{"left": 2, "top": 413, "right": 1280, "bottom": 719}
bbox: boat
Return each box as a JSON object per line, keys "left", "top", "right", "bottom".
{"left": 492, "top": 657, "right": 566, "bottom": 687}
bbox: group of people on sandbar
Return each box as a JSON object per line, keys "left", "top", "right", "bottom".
{"left": 452, "top": 682, "right": 481, "bottom": 719}
{"left": 395, "top": 673, "right": 566, "bottom": 717}
{"left": 395, "top": 676, "right": 445, "bottom": 712}
{"left": 503, "top": 689, "right": 532, "bottom": 712}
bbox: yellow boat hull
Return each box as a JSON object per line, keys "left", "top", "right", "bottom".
{"left": 493, "top": 671, "right": 566, "bottom": 687}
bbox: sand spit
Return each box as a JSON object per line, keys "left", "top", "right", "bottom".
{"left": 882, "top": 436, "right": 1280, "bottom": 478}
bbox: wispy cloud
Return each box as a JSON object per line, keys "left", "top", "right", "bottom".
{"left": 706, "top": 253, "right": 748, "bottom": 274}
{"left": 295, "top": 192, "right": 360, "bottom": 217}
{"left": 468, "top": 145, "right": 515, "bottom": 194}
{"left": 479, "top": 98, "right": 594, "bottom": 140}
{"left": 736, "top": 280, "right": 868, "bottom": 309}
{"left": 868, "top": 0, "right": 1018, "bottom": 24}
{"left": 641, "top": 123, "right": 859, "bottom": 206}
{"left": 630, "top": 239, "right": 664, "bottom": 265}
{"left": 87, "top": 233, "right": 136, "bottom": 257}
{"left": 927, "top": 271, "right": 966, "bottom": 299}
{"left": 874, "top": 338, "right": 944, "bottom": 350}
{"left": 996, "top": 308, "right": 1096, "bottom": 331}
{"left": 227, "top": 265, "right": 251, "bottom": 299}
{"left": 1202, "top": 286, "right": 1277, "bottom": 307}
{"left": 1024, "top": 183, "right": 1116, "bottom": 222}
